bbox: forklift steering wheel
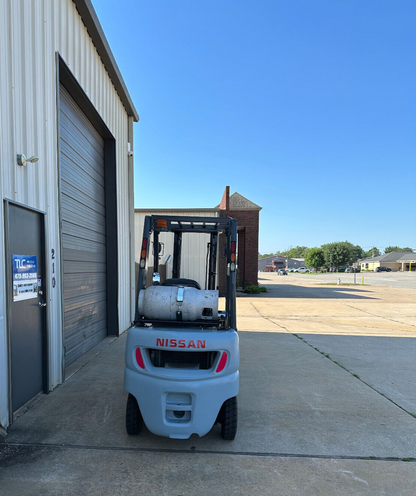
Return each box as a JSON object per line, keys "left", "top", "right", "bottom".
{"left": 161, "top": 278, "right": 201, "bottom": 290}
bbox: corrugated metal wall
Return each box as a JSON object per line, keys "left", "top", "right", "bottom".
{"left": 59, "top": 85, "right": 108, "bottom": 365}
{"left": 134, "top": 211, "right": 219, "bottom": 290}
{"left": 0, "top": 0, "right": 134, "bottom": 428}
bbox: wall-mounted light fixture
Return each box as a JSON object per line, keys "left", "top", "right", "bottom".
{"left": 17, "top": 154, "right": 39, "bottom": 166}
{"left": 127, "top": 142, "right": 133, "bottom": 157}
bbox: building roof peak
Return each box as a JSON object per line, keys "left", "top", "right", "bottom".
{"left": 217, "top": 188, "right": 262, "bottom": 210}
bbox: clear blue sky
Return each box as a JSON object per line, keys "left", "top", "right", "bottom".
{"left": 92, "top": 0, "right": 415, "bottom": 254}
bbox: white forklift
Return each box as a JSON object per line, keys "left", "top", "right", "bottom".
{"left": 124, "top": 215, "right": 239, "bottom": 440}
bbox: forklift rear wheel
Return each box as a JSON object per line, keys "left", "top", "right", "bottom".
{"left": 221, "top": 396, "right": 237, "bottom": 440}
{"left": 126, "top": 393, "right": 143, "bottom": 435}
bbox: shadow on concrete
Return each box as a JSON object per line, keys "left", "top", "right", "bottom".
{"left": 252, "top": 282, "right": 376, "bottom": 300}
{"left": 2, "top": 330, "right": 416, "bottom": 459}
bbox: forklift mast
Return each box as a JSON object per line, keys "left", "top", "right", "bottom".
{"left": 135, "top": 215, "right": 237, "bottom": 330}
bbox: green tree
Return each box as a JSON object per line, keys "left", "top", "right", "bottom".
{"left": 351, "top": 245, "right": 365, "bottom": 262}
{"left": 305, "top": 248, "right": 325, "bottom": 270}
{"left": 322, "top": 241, "right": 354, "bottom": 269}
{"left": 384, "top": 246, "right": 413, "bottom": 254}
{"left": 258, "top": 252, "right": 277, "bottom": 259}
{"left": 364, "top": 247, "right": 381, "bottom": 258}
{"left": 280, "top": 246, "right": 309, "bottom": 258}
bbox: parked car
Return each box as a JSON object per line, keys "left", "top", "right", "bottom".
{"left": 338, "top": 267, "right": 346, "bottom": 272}
{"left": 376, "top": 266, "right": 391, "bottom": 272}
{"left": 288, "top": 268, "right": 296, "bottom": 273}
{"left": 277, "top": 269, "right": 288, "bottom": 275}
{"left": 297, "top": 267, "right": 310, "bottom": 273}
{"left": 346, "top": 267, "right": 360, "bottom": 273}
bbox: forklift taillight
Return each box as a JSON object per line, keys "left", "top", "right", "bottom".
{"left": 230, "top": 241, "right": 236, "bottom": 268}
{"left": 216, "top": 352, "right": 228, "bottom": 373}
{"left": 230, "top": 241, "right": 236, "bottom": 272}
{"left": 140, "top": 239, "right": 148, "bottom": 268}
{"left": 141, "top": 239, "right": 148, "bottom": 258}
{"left": 135, "top": 348, "right": 145, "bottom": 369}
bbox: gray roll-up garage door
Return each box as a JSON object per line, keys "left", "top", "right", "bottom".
{"left": 59, "top": 85, "right": 107, "bottom": 366}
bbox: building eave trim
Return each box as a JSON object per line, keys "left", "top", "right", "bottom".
{"left": 227, "top": 207, "right": 262, "bottom": 211}
{"left": 135, "top": 208, "right": 220, "bottom": 213}
{"left": 73, "top": 0, "right": 139, "bottom": 121}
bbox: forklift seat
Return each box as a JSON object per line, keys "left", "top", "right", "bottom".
{"left": 161, "top": 278, "right": 201, "bottom": 290}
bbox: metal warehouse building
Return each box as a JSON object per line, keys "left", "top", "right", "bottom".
{"left": 258, "top": 256, "right": 305, "bottom": 272}
{"left": 0, "top": 0, "right": 139, "bottom": 432}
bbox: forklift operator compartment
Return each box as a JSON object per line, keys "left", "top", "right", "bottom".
{"left": 124, "top": 215, "right": 239, "bottom": 440}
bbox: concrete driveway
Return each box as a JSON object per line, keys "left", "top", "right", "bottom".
{"left": 1, "top": 275, "right": 416, "bottom": 495}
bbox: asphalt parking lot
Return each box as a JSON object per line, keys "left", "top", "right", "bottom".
{"left": 1, "top": 274, "right": 416, "bottom": 495}
{"left": 286, "top": 270, "right": 416, "bottom": 289}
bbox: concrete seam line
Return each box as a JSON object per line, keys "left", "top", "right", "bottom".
{"left": 2, "top": 442, "right": 416, "bottom": 463}
{"left": 264, "top": 317, "right": 292, "bottom": 333}
{"left": 64, "top": 337, "right": 118, "bottom": 382}
{"left": 249, "top": 301, "right": 262, "bottom": 315}
{"left": 340, "top": 302, "right": 416, "bottom": 329}
{"left": 251, "top": 299, "right": 416, "bottom": 421}
{"left": 249, "top": 302, "right": 292, "bottom": 333}
{"left": 290, "top": 333, "right": 416, "bottom": 421}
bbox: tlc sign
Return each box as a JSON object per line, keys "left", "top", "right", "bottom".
{"left": 15, "top": 258, "right": 27, "bottom": 269}
{"left": 12, "top": 255, "right": 37, "bottom": 276}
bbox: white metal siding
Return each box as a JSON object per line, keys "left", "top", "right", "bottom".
{"left": 135, "top": 211, "right": 219, "bottom": 290}
{"left": 0, "top": 0, "right": 134, "bottom": 428}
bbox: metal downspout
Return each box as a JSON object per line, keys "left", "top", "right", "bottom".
{"left": 128, "top": 116, "right": 135, "bottom": 325}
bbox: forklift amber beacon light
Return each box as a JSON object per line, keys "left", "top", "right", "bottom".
{"left": 156, "top": 219, "right": 168, "bottom": 230}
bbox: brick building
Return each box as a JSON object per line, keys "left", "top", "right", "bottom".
{"left": 218, "top": 187, "right": 262, "bottom": 293}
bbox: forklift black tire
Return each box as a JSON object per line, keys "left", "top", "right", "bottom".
{"left": 126, "top": 393, "right": 143, "bottom": 435}
{"left": 221, "top": 396, "right": 237, "bottom": 440}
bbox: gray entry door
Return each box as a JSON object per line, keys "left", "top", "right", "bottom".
{"left": 59, "top": 85, "right": 107, "bottom": 366}
{"left": 7, "top": 203, "right": 47, "bottom": 414}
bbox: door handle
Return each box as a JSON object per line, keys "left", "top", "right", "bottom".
{"left": 38, "top": 302, "right": 47, "bottom": 308}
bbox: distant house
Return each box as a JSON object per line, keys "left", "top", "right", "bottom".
{"left": 360, "top": 251, "right": 416, "bottom": 272}
{"left": 397, "top": 252, "right": 416, "bottom": 271}
{"left": 258, "top": 256, "right": 305, "bottom": 272}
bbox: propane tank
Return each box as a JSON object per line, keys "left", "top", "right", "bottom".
{"left": 138, "top": 286, "right": 219, "bottom": 321}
